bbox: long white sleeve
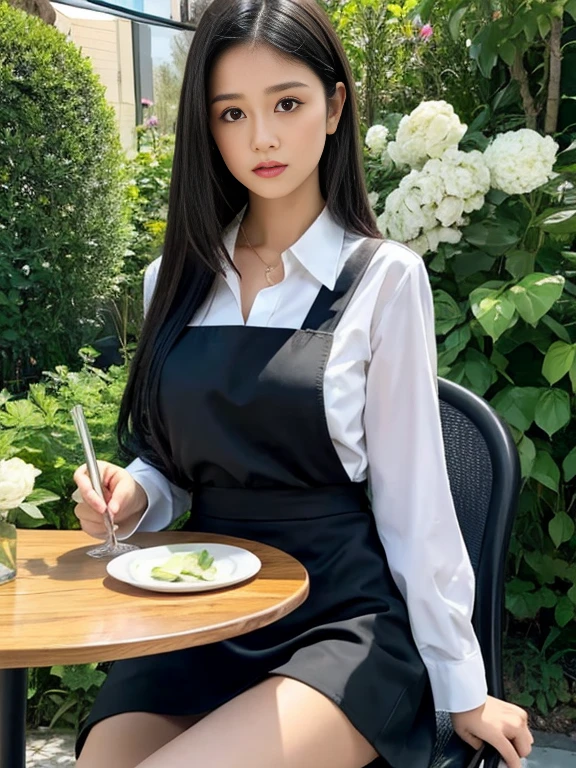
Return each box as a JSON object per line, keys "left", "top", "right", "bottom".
{"left": 364, "top": 259, "right": 488, "bottom": 713}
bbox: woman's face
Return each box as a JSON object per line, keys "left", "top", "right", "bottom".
{"left": 208, "top": 43, "right": 346, "bottom": 200}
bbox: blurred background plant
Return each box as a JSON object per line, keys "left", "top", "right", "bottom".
{"left": 0, "top": 2, "right": 130, "bottom": 392}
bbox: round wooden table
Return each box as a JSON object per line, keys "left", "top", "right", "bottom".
{"left": 0, "top": 529, "right": 309, "bottom": 768}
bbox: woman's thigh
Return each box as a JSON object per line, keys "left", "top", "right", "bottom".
{"left": 76, "top": 711, "right": 209, "bottom": 768}
{"left": 136, "top": 675, "right": 379, "bottom": 768}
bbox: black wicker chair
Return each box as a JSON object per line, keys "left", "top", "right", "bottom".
{"left": 429, "top": 377, "right": 521, "bottom": 768}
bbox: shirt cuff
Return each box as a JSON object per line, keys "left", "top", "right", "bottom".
{"left": 115, "top": 474, "right": 176, "bottom": 540}
{"left": 424, "top": 651, "right": 488, "bottom": 712}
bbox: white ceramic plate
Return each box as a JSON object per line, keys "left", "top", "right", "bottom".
{"left": 106, "top": 543, "right": 262, "bottom": 593}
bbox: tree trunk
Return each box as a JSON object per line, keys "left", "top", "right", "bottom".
{"left": 6, "top": 0, "right": 56, "bottom": 25}
{"left": 510, "top": 49, "right": 539, "bottom": 130}
{"left": 545, "top": 17, "right": 563, "bottom": 135}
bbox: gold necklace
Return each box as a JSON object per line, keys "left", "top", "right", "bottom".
{"left": 239, "top": 223, "right": 281, "bottom": 286}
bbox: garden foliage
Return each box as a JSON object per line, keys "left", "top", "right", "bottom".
{"left": 0, "top": 3, "right": 129, "bottom": 390}
{"left": 369, "top": 98, "right": 576, "bottom": 715}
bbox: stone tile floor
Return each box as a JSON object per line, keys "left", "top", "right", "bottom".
{"left": 25, "top": 730, "right": 575, "bottom": 767}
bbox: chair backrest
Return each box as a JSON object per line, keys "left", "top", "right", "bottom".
{"left": 438, "top": 377, "right": 521, "bottom": 700}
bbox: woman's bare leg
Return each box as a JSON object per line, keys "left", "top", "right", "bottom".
{"left": 76, "top": 711, "right": 208, "bottom": 768}
{"left": 136, "top": 676, "right": 379, "bottom": 768}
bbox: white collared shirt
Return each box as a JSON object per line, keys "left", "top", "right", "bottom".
{"left": 124, "top": 204, "right": 488, "bottom": 714}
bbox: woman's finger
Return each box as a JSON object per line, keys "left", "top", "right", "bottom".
{"left": 74, "top": 502, "right": 105, "bottom": 526}
{"left": 491, "top": 734, "right": 521, "bottom": 768}
{"left": 511, "top": 730, "right": 533, "bottom": 759}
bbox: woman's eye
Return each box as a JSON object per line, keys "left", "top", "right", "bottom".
{"left": 222, "top": 107, "right": 245, "bottom": 122}
{"left": 220, "top": 98, "right": 301, "bottom": 122}
{"left": 275, "top": 98, "right": 301, "bottom": 113}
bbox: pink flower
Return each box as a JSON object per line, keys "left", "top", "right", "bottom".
{"left": 141, "top": 98, "right": 153, "bottom": 107}
{"left": 419, "top": 24, "right": 433, "bottom": 41}
{"left": 145, "top": 116, "right": 159, "bottom": 128}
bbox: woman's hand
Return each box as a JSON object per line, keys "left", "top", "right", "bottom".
{"left": 72, "top": 461, "right": 148, "bottom": 539}
{"left": 451, "top": 695, "right": 534, "bottom": 768}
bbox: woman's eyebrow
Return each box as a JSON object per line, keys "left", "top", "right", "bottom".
{"left": 210, "top": 81, "right": 310, "bottom": 105}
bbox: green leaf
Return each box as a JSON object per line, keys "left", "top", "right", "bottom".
{"left": 448, "top": 4, "right": 469, "bottom": 39}
{"left": 463, "top": 220, "right": 520, "bottom": 255}
{"left": 524, "top": 551, "right": 557, "bottom": 584}
{"left": 549, "top": 512, "right": 575, "bottom": 548}
{"left": 568, "top": 584, "right": 576, "bottom": 605}
{"left": 567, "top": 0, "right": 576, "bottom": 19}
{"left": 540, "top": 209, "right": 576, "bottom": 234}
{"left": 437, "top": 325, "right": 472, "bottom": 369}
{"left": 18, "top": 502, "right": 44, "bottom": 519}
{"left": 542, "top": 341, "right": 576, "bottom": 384}
{"left": 508, "top": 274, "right": 565, "bottom": 324}
{"left": 50, "top": 663, "right": 106, "bottom": 692}
{"left": 555, "top": 596, "right": 575, "bottom": 628}
{"left": 464, "top": 348, "right": 497, "bottom": 396}
{"left": 541, "top": 314, "right": 572, "bottom": 344}
{"left": 0, "top": 400, "right": 45, "bottom": 429}
{"left": 535, "top": 388, "right": 571, "bottom": 436}
{"left": 570, "top": 357, "right": 576, "bottom": 392}
{"left": 505, "top": 250, "right": 535, "bottom": 279}
{"left": 498, "top": 40, "right": 516, "bottom": 67}
{"left": 517, "top": 434, "right": 536, "bottom": 478}
{"left": 531, "top": 450, "right": 560, "bottom": 492}
{"left": 562, "top": 446, "right": 576, "bottom": 482}
{"left": 537, "top": 14, "right": 551, "bottom": 39}
{"left": 25, "top": 488, "right": 59, "bottom": 506}
{"left": 434, "top": 290, "right": 463, "bottom": 335}
{"left": 514, "top": 693, "right": 535, "bottom": 707}
{"left": 470, "top": 287, "right": 517, "bottom": 341}
{"left": 491, "top": 386, "right": 541, "bottom": 431}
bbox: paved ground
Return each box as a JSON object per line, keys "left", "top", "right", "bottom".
{"left": 25, "top": 730, "right": 575, "bottom": 767}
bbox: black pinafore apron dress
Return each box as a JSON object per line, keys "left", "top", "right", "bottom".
{"left": 76, "top": 238, "right": 436, "bottom": 767}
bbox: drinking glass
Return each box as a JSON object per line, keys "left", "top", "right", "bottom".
{"left": 71, "top": 405, "right": 139, "bottom": 559}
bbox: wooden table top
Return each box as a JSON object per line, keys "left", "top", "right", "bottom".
{"left": 0, "top": 530, "right": 309, "bottom": 669}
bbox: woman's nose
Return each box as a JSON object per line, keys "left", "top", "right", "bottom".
{"left": 250, "top": 116, "right": 280, "bottom": 152}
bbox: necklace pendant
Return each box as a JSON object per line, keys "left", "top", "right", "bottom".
{"left": 265, "top": 268, "right": 276, "bottom": 286}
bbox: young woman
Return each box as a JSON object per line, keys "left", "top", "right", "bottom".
{"left": 73, "top": 1, "right": 534, "bottom": 766}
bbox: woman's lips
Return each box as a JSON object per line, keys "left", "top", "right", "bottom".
{"left": 253, "top": 165, "right": 287, "bottom": 178}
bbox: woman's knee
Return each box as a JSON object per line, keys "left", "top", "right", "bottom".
{"left": 77, "top": 711, "right": 208, "bottom": 768}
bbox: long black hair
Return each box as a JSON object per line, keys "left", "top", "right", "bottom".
{"left": 117, "top": 0, "right": 380, "bottom": 480}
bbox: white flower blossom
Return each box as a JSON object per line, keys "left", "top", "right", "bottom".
{"left": 387, "top": 101, "right": 467, "bottom": 169}
{"left": 377, "top": 146, "right": 489, "bottom": 253}
{"left": 368, "top": 191, "right": 379, "bottom": 209}
{"left": 483, "top": 129, "right": 558, "bottom": 195}
{"left": 0, "top": 458, "right": 41, "bottom": 511}
{"left": 365, "top": 125, "right": 389, "bottom": 155}
{"left": 407, "top": 226, "right": 462, "bottom": 256}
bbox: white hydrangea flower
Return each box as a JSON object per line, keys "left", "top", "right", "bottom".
{"left": 428, "top": 148, "right": 491, "bottom": 202}
{"left": 377, "top": 145, "right": 488, "bottom": 252}
{"left": 483, "top": 129, "right": 559, "bottom": 194}
{"left": 368, "top": 191, "right": 379, "bottom": 209}
{"left": 407, "top": 226, "right": 462, "bottom": 256}
{"left": 0, "top": 458, "right": 41, "bottom": 511}
{"left": 365, "top": 125, "right": 389, "bottom": 155}
{"left": 387, "top": 101, "right": 467, "bottom": 169}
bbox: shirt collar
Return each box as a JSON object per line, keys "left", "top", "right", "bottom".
{"left": 222, "top": 203, "right": 345, "bottom": 290}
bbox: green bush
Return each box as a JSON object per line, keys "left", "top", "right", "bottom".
{"left": 0, "top": 349, "right": 128, "bottom": 530}
{"left": 0, "top": 2, "right": 130, "bottom": 390}
{"left": 105, "top": 132, "right": 174, "bottom": 352}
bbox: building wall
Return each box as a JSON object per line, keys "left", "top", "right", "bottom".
{"left": 53, "top": 5, "right": 137, "bottom": 153}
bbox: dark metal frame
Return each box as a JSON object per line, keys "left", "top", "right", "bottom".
{"left": 438, "top": 378, "right": 521, "bottom": 768}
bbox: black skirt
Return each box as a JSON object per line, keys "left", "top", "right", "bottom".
{"left": 76, "top": 487, "right": 436, "bottom": 767}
